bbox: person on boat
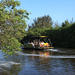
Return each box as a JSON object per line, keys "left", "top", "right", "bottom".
{"left": 40, "top": 41, "right": 44, "bottom": 47}
{"left": 31, "top": 42, "right": 35, "bottom": 47}
{"left": 44, "top": 43, "right": 50, "bottom": 47}
{"left": 29, "top": 41, "right": 35, "bottom": 48}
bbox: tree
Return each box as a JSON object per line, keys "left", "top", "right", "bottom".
{"left": 30, "top": 15, "right": 52, "bottom": 29}
{"left": 62, "top": 20, "right": 70, "bottom": 28}
{"left": 28, "top": 15, "right": 53, "bottom": 36}
{"left": 0, "top": 0, "right": 29, "bottom": 55}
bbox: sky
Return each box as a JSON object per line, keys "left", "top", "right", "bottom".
{"left": 19, "top": 0, "right": 75, "bottom": 25}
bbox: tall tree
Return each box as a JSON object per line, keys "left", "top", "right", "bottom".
{"left": 0, "top": 0, "right": 29, "bottom": 55}
{"left": 28, "top": 15, "right": 53, "bottom": 36}
{"left": 30, "top": 15, "right": 53, "bottom": 29}
{"left": 62, "top": 20, "right": 70, "bottom": 28}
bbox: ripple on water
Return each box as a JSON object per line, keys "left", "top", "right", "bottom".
{"left": 0, "top": 61, "right": 21, "bottom": 74}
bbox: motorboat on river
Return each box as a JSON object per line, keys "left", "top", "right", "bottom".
{"left": 22, "top": 36, "right": 54, "bottom": 50}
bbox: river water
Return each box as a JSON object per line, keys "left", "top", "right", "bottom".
{"left": 0, "top": 48, "right": 75, "bottom": 75}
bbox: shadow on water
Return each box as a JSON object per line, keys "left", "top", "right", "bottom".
{"left": 0, "top": 48, "right": 75, "bottom": 75}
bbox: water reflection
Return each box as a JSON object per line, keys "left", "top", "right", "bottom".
{"left": 0, "top": 51, "right": 25, "bottom": 75}
{"left": 0, "top": 49, "right": 75, "bottom": 75}
{"left": 19, "top": 50, "right": 75, "bottom": 75}
{"left": 0, "top": 61, "right": 21, "bottom": 75}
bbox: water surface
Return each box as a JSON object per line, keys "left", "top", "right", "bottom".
{"left": 0, "top": 48, "right": 75, "bottom": 75}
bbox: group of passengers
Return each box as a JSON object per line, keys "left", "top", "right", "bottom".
{"left": 29, "top": 41, "right": 49, "bottom": 48}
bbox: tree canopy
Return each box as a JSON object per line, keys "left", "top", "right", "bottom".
{"left": 29, "top": 15, "right": 52, "bottom": 29}
{"left": 0, "top": 0, "right": 29, "bottom": 55}
{"left": 28, "top": 15, "right": 53, "bottom": 36}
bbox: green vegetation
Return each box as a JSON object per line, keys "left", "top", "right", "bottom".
{"left": 0, "top": 0, "right": 29, "bottom": 55}
{"left": 27, "top": 16, "right": 75, "bottom": 48}
{"left": 27, "top": 15, "right": 53, "bottom": 36}
{"left": 0, "top": 0, "right": 75, "bottom": 55}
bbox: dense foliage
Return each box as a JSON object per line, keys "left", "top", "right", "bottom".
{"left": 27, "top": 16, "right": 75, "bottom": 48}
{"left": 28, "top": 15, "right": 53, "bottom": 36}
{"left": 0, "top": 0, "right": 29, "bottom": 55}
{"left": 0, "top": 0, "right": 75, "bottom": 55}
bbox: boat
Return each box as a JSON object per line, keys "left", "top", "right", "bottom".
{"left": 22, "top": 36, "right": 54, "bottom": 50}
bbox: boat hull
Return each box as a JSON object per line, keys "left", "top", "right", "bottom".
{"left": 23, "top": 46, "right": 54, "bottom": 50}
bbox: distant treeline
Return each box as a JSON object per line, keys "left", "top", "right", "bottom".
{"left": 27, "top": 15, "right": 75, "bottom": 48}
{"left": 45, "top": 23, "right": 75, "bottom": 48}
